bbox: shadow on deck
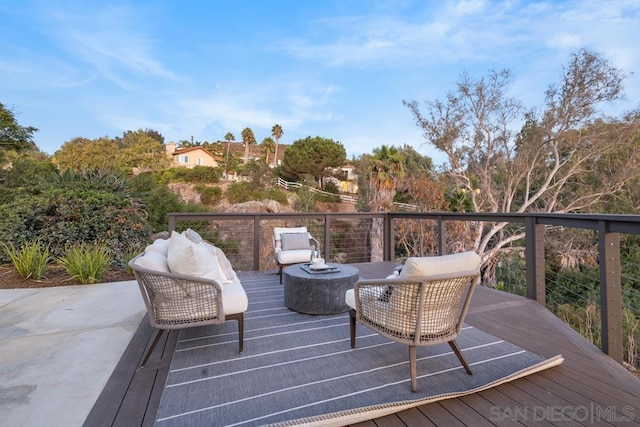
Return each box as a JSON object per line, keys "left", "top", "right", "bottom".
{"left": 84, "top": 262, "right": 640, "bottom": 426}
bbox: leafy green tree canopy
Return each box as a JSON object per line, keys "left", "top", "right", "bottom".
{"left": 280, "top": 136, "right": 346, "bottom": 183}
{"left": 0, "top": 102, "right": 38, "bottom": 163}
{"left": 53, "top": 129, "right": 169, "bottom": 173}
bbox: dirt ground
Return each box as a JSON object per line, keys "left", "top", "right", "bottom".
{"left": 0, "top": 264, "right": 135, "bottom": 289}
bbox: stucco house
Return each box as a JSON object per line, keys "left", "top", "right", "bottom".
{"left": 166, "top": 142, "right": 220, "bottom": 168}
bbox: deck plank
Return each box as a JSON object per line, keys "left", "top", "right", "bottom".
{"left": 86, "top": 263, "right": 640, "bottom": 427}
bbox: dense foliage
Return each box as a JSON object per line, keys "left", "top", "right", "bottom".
{"left": 0, "top": 102, "right": 38, "bottom": 163}
{"left": 226, "top": 181, "right": 288, "bottom": 205}
{"left": 53, "top": 129, "right": 170, "bottom": 173}
{"left": 0, "top": 170, "right": 151, "bottom": 269}
{"left": 280, "top": 136, "right": 346, "bottom": 182}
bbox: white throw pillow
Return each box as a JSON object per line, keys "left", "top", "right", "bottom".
{"left": 399, "top": 251, "right": 481, "bottom": 279}
{"left": 167, "top": 230, "right": 194, "bottom": 260}
{"left": 213, "top": 246, "right": 239, "bottom": 284}
{"left": 168, "top": 239, "right": 226, "bottom": 284}
{"left": 199, "top": 242, "right": 236, "bottom": 284}
{"left": 134, "top": 251, "right": 170, "bottom": 273}
{"left": 183, "top": 228, "right": 204, "bottom": 244}
{"left": 145, "top": 238, "right": 169, "bottom": 256}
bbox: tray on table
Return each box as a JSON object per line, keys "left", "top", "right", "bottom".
{"left": 300, "top": 263, "right": 340, "bottom": 275}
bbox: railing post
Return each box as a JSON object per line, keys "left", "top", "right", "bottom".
{"left": 598, "top": 221, "right": 623, "bottom": 363}
{"left": 437, "top": 215, "right": 447, "bottom": 255}
{"left": 324, "top": 214, "right": 331, "bottom": 261}
{"left": 254, "top": 215, "right": 261, "bottom": 271}
{"left": 168, "top": 213, "right": 176, "bottom": 233}
{"left": 389, "top": 214, "right": 395, "bottom": 262}
{"left": 525, "top": 217, "right": 546, "bottom": 305}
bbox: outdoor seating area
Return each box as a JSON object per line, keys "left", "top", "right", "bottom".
{"left": 5, "top": 213, "right": 640, "bottom": 426}
{"left": 83, "top": 261, "right": 640, "bottom": 426}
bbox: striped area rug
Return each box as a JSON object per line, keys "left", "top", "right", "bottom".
{"left": 154, "top": 272, "right": 563, "bottom": 427}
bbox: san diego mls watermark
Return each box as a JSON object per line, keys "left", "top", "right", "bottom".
{"left": 490, "top": 403, "right": 635, "bottom": 423}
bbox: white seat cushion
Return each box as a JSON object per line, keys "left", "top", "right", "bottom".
{"left": 277, "top": 249, "right": 313, "bottom": 265}
{"left": 399, "top": 251, "right": 481, "bottom": 279}
{"left": 345, "top": 288, "right": 356, "bottom": 310}
{"left": 222, "top": 282, "right": 249, "bottom": 315}
{"left": 273, "top": 226, "right": 308, "bottom": 238}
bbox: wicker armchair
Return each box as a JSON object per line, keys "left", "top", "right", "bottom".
{"left": 345, "top": 251, "right": 481, "bottom": 392}
{"left": 129, "top": 253, "right": 246, "bottom": 367}
{"left": 273, "top": 226, "right": 320, "bottom": 284}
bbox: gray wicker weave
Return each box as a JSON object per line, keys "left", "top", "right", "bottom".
{"left": 348, "top": 269, "right": 480, "bottom": 392}
{"left": 129, "top": 254, "right": 244, "bottom": 367}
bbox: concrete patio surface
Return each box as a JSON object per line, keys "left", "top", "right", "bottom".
{"left": 0, "top": 280, "right": 146, "bottom": 427}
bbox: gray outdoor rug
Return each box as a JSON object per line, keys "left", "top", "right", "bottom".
{"left": 154, "top": 274, "right": 563, "bottom": 427}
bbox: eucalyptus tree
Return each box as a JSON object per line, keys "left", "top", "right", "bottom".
{"left": 241, "top": 127, "right": 256, "bottom": 163}
{"left": 271, "top": 124, "right": 283, "bottom": 166}
{"left": 404, "top": 49, "right": 640, "bottom": 275}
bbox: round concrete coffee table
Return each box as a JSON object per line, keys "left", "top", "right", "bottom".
{"left": 283, "top": 264, "right": 359, "bottom": 314}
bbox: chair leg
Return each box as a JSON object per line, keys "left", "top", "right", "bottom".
{"left": 449, "top": 340, "right": 472, "bottom": 375}
{"left": 279, "top": 265, "right": 283, "bottom": 284}
{"left": 409, "top": 346, "right": 417, "bottom": 392}
{"left": 237, "top": 313, "right": 244, "bottom": 353}
{"left": 226, "top": 313, "right": 244, "bottom": 353}
{"left": 141, "top": 328, "right": 165, "bottom": 368}
{"left": 348, "top": 309, "right": 357, "bottom": 348}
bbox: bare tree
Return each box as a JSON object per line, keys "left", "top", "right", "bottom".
{"left": 404, "top": 49, "right": 639, "bottom": 275}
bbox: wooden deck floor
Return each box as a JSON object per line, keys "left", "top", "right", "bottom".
{"left": 85, "top": 263, "right": 640, "bottom": 426}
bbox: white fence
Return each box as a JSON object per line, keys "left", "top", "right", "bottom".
{"left": 276, "top": 177, "right": 417, "bottom": 210}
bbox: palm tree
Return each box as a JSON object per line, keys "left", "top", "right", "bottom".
{"left": 261, "top": 137, "right": 276, "bottom": 164}
{"left": 271, "top": 124, "right": 283, "bottom": 166}
{"left": 241, "top": 127, "right": 256, "bottom": 163}
{"left": 369, "top": 145, "right": 405, "bottom": 262}
{"left": 223, "top": 132, "right": 235, "bottom": 174}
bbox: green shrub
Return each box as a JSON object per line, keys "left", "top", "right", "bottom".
{"left": 194, "top": 185, "right": 223, "bottom": 205}
{"left": 226, "top": 181, "right": 261, "bottom": 204}
{"left": 2, "top": 239, "right": 50, "bottom": 279}
{"left": 160, "top": 166, "right": 221, "bottom": 184}
{"left": 57, "top": 243, "right": 111, "bottom": 284}
{"left": 130, "top": 178, "right": 184, "bottom": 232}
{"left": 0, "top": 188, "right": 151, "bottom": 268}
{"left": 265, "top": 188, "right": 289, "bottom": 205}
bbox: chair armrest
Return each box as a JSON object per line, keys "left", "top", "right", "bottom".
{"left": 309, "top": 234, "right": 320, "bottom": 251}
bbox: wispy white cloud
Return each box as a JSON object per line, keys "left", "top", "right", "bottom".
{"left": 41, "top": 4, "right": 175, "bottom": 90}
{"left": 276, "top": 0, "right": 640, "bottom": 71}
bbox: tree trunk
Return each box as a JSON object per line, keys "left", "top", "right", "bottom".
{"left": 370, "top": 218, "right": 384, "bottom": 262}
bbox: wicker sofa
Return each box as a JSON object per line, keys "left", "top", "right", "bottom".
{"left": 129, "top": 229, "right": 248, "bottom": 367}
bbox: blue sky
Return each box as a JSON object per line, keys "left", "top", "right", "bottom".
{"left": 1, "top": 0, "right": 639, "bottom": 165}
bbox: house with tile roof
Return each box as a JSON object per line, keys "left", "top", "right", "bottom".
{"left": 166, "top": 142, "right": 220, "bottom": 168}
